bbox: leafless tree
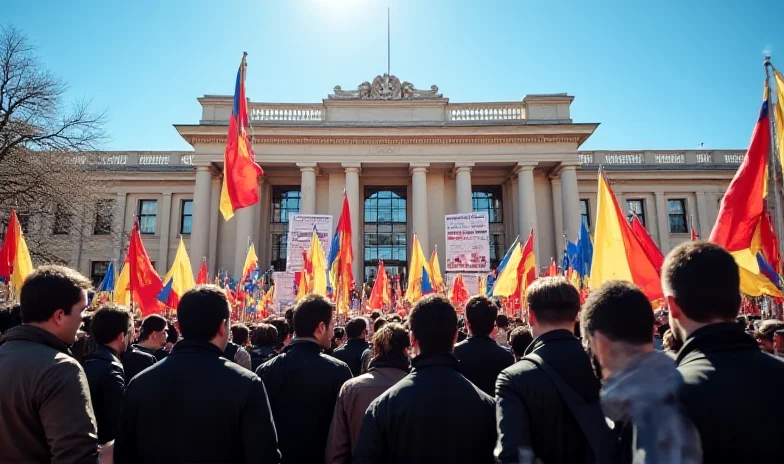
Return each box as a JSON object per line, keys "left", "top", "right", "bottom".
{"left": 0, "top": 24, "right": 109, "bottom": 264}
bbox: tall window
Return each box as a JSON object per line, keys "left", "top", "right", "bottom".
{"left": 94, "top": 199, "right": 114, "bottom": 235}
{"left": 489, "top": 234, "right": 505, "bottom": 269}
{"left": 579, "top": 199, "right": 590, "bottom": 229}
{"left": 472, "top": 186, "right": 503, "bottom": 223}
{"left": 180, "top": 200, "right": 193, "bottom": 235}
{"left": 364, "top": 188, "right": 407, "bottom": 283}
{"left": 626, "top": 199, "right": 645, "bottom": 226}
{"left": 269, "top": 188, "right": 301, "bottom": 271}
{"left": 668, "top": 199, "right": 688, "bottom": 234}
{"left": 138, "top": 200, "right": 158, "bottom": 234}
{"left": 53, "top": 204, "right": 72, "bottom": 235}
{"left": 90, "top": 261, "right": 110, "bottom": 286}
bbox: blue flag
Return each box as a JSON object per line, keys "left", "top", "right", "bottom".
{"left": 578, "top": 221, "right": 593, "bottom": 277}
{"left": 98, "top": 260, "right": 115, "bottom": 293}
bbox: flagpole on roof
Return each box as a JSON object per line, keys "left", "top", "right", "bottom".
{"left": 764, "top": 57, "right": 784, "bottom": 255}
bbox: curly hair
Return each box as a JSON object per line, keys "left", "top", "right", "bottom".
{"left": 371, "top": 322, "right": 410, "bottom": 358}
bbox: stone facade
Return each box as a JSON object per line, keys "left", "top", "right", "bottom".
{"left": 52, "top": 75, "right": 741, "bottom": 285}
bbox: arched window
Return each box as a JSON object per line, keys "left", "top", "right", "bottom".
{"left": 364, "top": 188, "right": 407, "bottom": 284}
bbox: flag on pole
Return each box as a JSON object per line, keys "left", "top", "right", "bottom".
{"left": 577, "top": 221, "right": 593, "bottom": 278}
{"left": 306, "top": 226, "right": 328, "bottom": 296}
{"left": 0, "top": 210, "right": 33, "bottom": 297}
{"left": 630, "top": 214, "right": 664, "bottom": 274}
{"left": 491, "top": 236, "right": 522, "bottom": 297}
{"left": 219, "top": 53, "right": 263, "bottom": 220}
{"left": 449, "top": 273, "right": 469, "bottom": 306}
{"left": 404, "top": 234, "right": 434, "bottom": 303}
{"left": 590, "top": 170, "right": 662, "bottom": 301}
{"left": 114, "top": 260, "right": 131, "bottom": 306}
{"left": 241, "top": 243, "right": 258, "bottom": 284}
{"left": 429, "top": 246, "right": 445, "bottom": 293}
{"left": 158, "top": 237, "right": 196, "bottom": 308}
{"left": 545, "top": 257, "right": 557, "bottom": 277}
{"left": 328, "top": 193, "right": 354, "bottom": 312}
{"left": 368, "top": 260, "right": 390, "bottom": 310}
{"left": 196, "top": 258, "right": 209, "bottom": 285}
{"left": 772, "top": 67, "right": 784, "bottom": 170}
{"left": 97, "top": 259, "right": 116, "bottom": 293}
{"left": 128, "top": 220, "right": 164, "bottom": 315}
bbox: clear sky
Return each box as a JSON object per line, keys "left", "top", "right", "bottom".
{"left": 4, "top": 0, "right": 783, "bottom": 151}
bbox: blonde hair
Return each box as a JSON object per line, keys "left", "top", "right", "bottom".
{"left": 371, "top": 322, "right": 410, "bottom": 358}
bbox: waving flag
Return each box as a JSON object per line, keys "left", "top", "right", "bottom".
{"left": 114, "top": 260, "right": 131, "bottom": 305}
{"left": 127, "top": 220, "right": 164, "bottom": 315}
{"left": 491, "top": 236, "right": 522, "bottom": 297}
{"left": 429, "top": 246, "right": 445, "bottom": 293}
{"left": 306, "top": 227, "right": 328, "bottom": 296}
{"left": 0, "top": 210, "right": 33, "bottom": 297}
{"left": 449, "top": 274, "right": 470, "bottom": 306}
{"left": 196, "top": 258, "right": 209, "bottom": 285}
{"left": 630, "top": 214, "right": 664, "bottom": 274}
{"left": 404, "top": 234, "right": 434, "bottom": 303}
{"left": 578, "top": 221, "right": 593, "bottom": 278}
{"left": 328, "top": 193, "right": 354, "bottom": 311}
{"left": 158, "top": 238, "right": 196, "bottom": 308}
{"left": 368, "top": 260, "right": 390, "bottom": 310}
{"left": 219, "top": 53, "right": 263, "bottom": 220}
{"left": 545, "top": 258, "right": 557, "bottom": 277}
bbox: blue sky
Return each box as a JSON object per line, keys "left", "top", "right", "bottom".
{"left": 4, "top": 0, "right": 782, "bottom": 151}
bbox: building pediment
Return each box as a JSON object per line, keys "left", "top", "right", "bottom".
{"left": 328, "top": 73, "right": 441, "bottom": 100}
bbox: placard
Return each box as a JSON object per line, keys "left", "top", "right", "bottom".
{"left": 273, "top": 271, "right": 296, "bottom": 311}
{"left": 445, "top": 212, "right": 490, "bottom": 272}
{"left": 286, "top": 214, "right": 333, "bottom": 271}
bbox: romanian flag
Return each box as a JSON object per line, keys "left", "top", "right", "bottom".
{"left": 404, "top": 234, "right": 434, "bottom": 303}
{"left": 630, "top": 214, "right": 664, "bottom": 274}
{"left": 241, "top": 243, "right": 258, "bottom": 284}
{"left": 127, "top": 221, "right": 164, "bottom": 316}
{"left": 114, "top": 260, "right": 131, "bottom": 306}
{"left": 306, "top": 227, "right": 328, "bottom": 296}
{"left": 449, "top": 273, "right": 470, "bottom": 306}
{"left": 429, "top": 246, "right": 445, "bottom": 293}
{"left": 158, "top": 238, "right": 196, "bottom": 309}
{"left": 0, "top": 210, "right": 33, "bottom": 297}
{"left": 368, "top": 260, "right": 390, "bottom": 309}
{"left": 328, "top": 193, "right": 354, "bottom": 311}
{"left": 491, "top": 236, "right": 522, "bottom": 297}
{"left": 517, "top": 231, "right": 537, "bottom": 295}
{"left": 196, "top": 258, "right": 209, "bottom": 285}
{"left": 590, "top": 170, "right": 662, "bottom": 301}
{"left": 219, "top": 53, "right": 263, "bottom": 220}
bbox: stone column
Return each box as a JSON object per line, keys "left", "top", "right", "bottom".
{"left": 654, "top": 192, "right": 670, "bottom": 253}
{"left": 190, "top": 166, "right": 213, "bottom": 271}
{"left": 410, "top": 163, "right": 430, "bottom": 253}
{"left": 516, "top": 164, "right": 538, "bottom": 242}
{"left": 343, "top": 163, "right": 362, "bottom": 281}
{"left": 298, "top": 162, "right": 317, "bottom": 214}
{"left": 454, "top": 163, "right": 474, "bottom": 214}
{"left": 158, "top": 192, "right": 173, "bottom": 275}
{"left": 207, "top": 176, "right": 221, "bottom": 275}
{"left": 560, "top": 164, "right": 581, "bottom": 243}
{"left": 550, "top": 176, "right": 564, "bottom": 259}
{"left": 695, "top": 192, "right": 710, "bottom": 239}
{"left": 234, "top": 202, "right": 257, "bottom": 278}
{"left": 113, "top": 192, "right": 128, "bottom": 261}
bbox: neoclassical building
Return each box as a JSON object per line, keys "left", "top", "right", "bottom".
{"left": 48, "top": 73, "right": 741, "bottom": 285}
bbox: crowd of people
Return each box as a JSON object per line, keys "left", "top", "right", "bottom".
{"left": 1, "top": 241, "right": 784, "bottom": 463}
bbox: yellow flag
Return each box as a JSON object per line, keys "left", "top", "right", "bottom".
{"left": 242, "top": 243, "right": 258, "bottom": 279}
{"left": 429, "top": 246, "right": 445, "bottom": 293}
{"left": 590, "top": 172, "right": 634, "bottom": 289}
{"left": 114, "top": 261, "right": 131, "bottom": 306}
{"left": 11, "top": 224, "right": 33, "bottom": 297}
{"left": 307, "top": 229, "right": 328, "bottom": 296}
{"left": 773, "top": 69, "right": 784, "bottom": 172}
{"left": 163, "top": 238, "right": 196, "bottom": 299}
{"left": 404, "top": 234, "right": 429, "bottom": 303}
{"left": 492, "top": 243, "right": 522, "bottom": 297}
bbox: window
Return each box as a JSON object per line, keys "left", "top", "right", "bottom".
{"left": 53, "top": 204, "right": 72, "bottom": 235}
{"left": 271, "top": 188, "right": 301, "bottom": 223}
{"left": 668, "top": 199, "right": 688, "bottom": 234}
{"left": 579, "top": 199, "right": 590, "bottom": 229}
{"left": 364, "top": 188, "right": 407, "bottom": 282}
{"left": 93, "top": 199, "right": 115, "bottom": 235}
{"left": 626, "top": 199, "right": 645, "bottom": 226}
{"left": 90, "top": 261, "right": 110, "bottom": 287}
{"left": 271, "top": 233, "right": 288, "bottom": 271}
{"left": 138, "top": 200, "right": 157, "bottom": 234}
{"left": 180, "top": 200, "right": 193, "bottom": 235}
{"left": 472, "top": 186, "right": 503, "bottom": 223}
{"left": 489, "top": 234, "right": 505, "bottom": 269}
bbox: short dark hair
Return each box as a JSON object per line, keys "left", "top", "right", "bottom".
{"left": 332, "top": 327, "right": 345, "bottom": 341}
{"left": 166, "top": 324, "right": 179, "bottom": 344}
{"left": 662, "top": 241, "right": 741, "bottom": 322}
{"left": 252, "top": 323, "right": 278, "bottom": 347}
{"left": 177, "top": 285, "right": 230, "bottom": 341}
{"left": 526, "top": 277, "right": 581, "bottom": 324}
{"left": 510, "top": 326, "right": 534, "bottom": 358}
{"left": 20, "top": 265, "right": 92, "bottom": 323}
{"left": 139, "top": 314, "right": 167, "bottom": 341}
{"left": 581, "top": 281, "right": 654, "bottom": 345}
{"left": 267, "top": 317, "right": 291, "bottom": 346}
{"left": 464, "top": 295, "right": 498, "bottom": 336}
{"left": 372, "top": 322, "right": 410, "bottom": 358}
{"left": 345, "top": 318, "right": 368, "bottom": 339}
{"left": 409, "top": 294, "right": 457, "bottom": 354}
{"left": 370, "top": 311, "right": 382, "bottom": 321}
{"left": 231, "top": 324, "right": 250, "bottom": 346}
{"left": 91, "top": 304, "right": 133, "bottom": 345}
{"left": 292, "top": 294, "right": 334, "bottom": 338}
{"left": 373, "top": 317, "right": 388, "bottom": 332}
{"left": 496, "top": 314, "right": 510, "bottom": 330}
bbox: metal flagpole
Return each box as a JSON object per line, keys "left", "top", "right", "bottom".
{"left": 387, "top": 8, "right": 391, "bottom": 76}
{"left": 764, "top": 57, "right": 784, "bottom": 254}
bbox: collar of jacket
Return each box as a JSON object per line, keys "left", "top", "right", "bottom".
{"left": 2, "top": 324, "right": 72, "bottom": 355}
{"left": 369, "top": 353, "right": 411, "bottom": 373}
{"left": 411, "top": 353, "right": 460, "bottom": 371}
{"left": 676, "top": 322, "right": 759, "bottom": 365}
{"left": 134, "top": 344, "right": 159, "bottom": 356}
{"left": 90, "top": 344, "right": 121, "bottom": 364}
{"left": 466, "top": 334, "right": 494, "bottom": 342}
{"left": 345, "top": 338, "right": 370, "bottom": 348}
{"left": 171, "top": 339, "right": 225, "bottom": 357}
{"left": 284, "top": 338, "right": 324, "bottom": 353}
{"left": 524, "top": 328, "right": 576, "bottom": 356}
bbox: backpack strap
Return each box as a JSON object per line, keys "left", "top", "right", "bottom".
{"left": 523, "top": 353, "right": 619, "bottom": 464}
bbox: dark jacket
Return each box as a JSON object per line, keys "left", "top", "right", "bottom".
{"left": 256, "top": 339, "right": 352, "bottom": 463}
{"left": 326, "top": 354, "right": 410, "bottom": 464}
{"left": 676, "top": 322, "right": 784, "bottom": 462}
{"left": 353, "top": 354, "right": 496, "bottom": 464}
{"left": 248, "top": 344, "right": 276, "bottom": 372}
{"left": 495, "top": 329, "right": 601, "bottom": 464}
{"left": 453, "top": 334, "right": 515, "bottom": 396}
{"left": 121, "top": 344, "right": 157, "bottom": 384}
{"left": 331, "top": 338, "right": 370, "bottom": 376}
{"left": 114, "top": 340, "right": 280, "bottom": 463}
{"left": 0, "top": 325, "right": 98, "bottom": 463}
{"left": 83, "top": 344, "right": 126, "bottom": 444}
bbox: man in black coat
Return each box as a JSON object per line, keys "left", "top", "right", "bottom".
{"left": 121, "top": 314, "right": 167, "bottom": 384}
{"left": 353, "top": 295, "right": 496, "bottom": 463}
{"left": 664, "top": 241, "right": 784, "bottom": 462}
{"left": 114, "top": 286, "right": 280, "bottom": 463}
{"left": 256, "top": 294, "right": 352, "bottom": 463}
{"left": 453, "top": 295, "right": 514, "bottom": 396}
{"left": 495, "top": 277, "right": 603, "bottom": 464}
{"left": 120, "top": 344, "right": 156, "bottom": 385}
{"left": 331, "top": 317, "right": 370, "bottom": 376}
{"left": 83, "top": 304, "right": 133, "bottom": 444}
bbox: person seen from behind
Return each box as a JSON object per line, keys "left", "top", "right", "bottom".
{"left": 225, "top": 323, "right": 252, "bottom": 370}
{"left": 509, "top": 326, "right": 534, "bottom": 361}
{"left": 332, "top": 317, "right": 370, "bottom": 376}
{"left": 754, "top": 319, "right": 784, "bottom": 354}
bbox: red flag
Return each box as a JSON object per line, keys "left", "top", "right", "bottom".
{"left": 545, "top": 258, "right": 557, "bottom": 277}
{"left": 219, "top": 53, "right": 263, "bottom": 220}
{"left": 128, "top": 221, "right": 164, "bottom": 316}
{"left": 630, "top": 214, "right": 664, "bottom": 275}
{"left": 196, "top": 259, "right": 209, "bottom": 285}
{"left": 0, "top": 211, "right": 20, "bottom": 281}
{"left": 710, "top": 90, "right": 770, "bottom": 251}
{"left": 690, "top": 222, "right": 699, "bottom": 241}
{"left": 449, "top": 274, "right": 470, "bottom": 306}
{"left": 368, "top": 260, "right": 389, "bottom": 309}
{"left": 760, "top": 212, "right": 781, "bottom": 274}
